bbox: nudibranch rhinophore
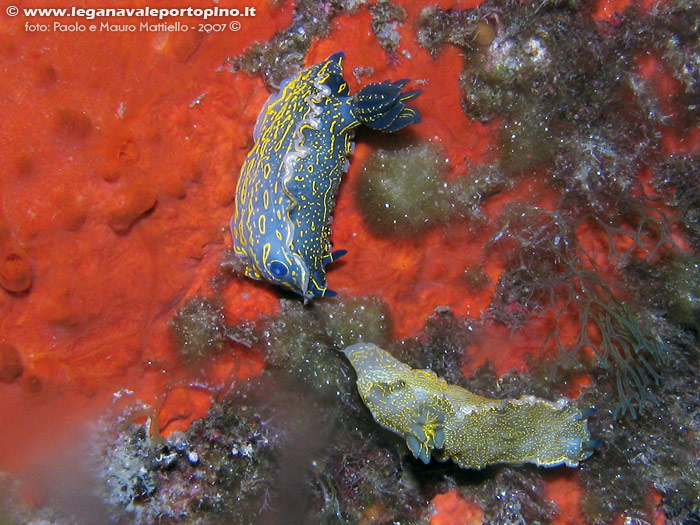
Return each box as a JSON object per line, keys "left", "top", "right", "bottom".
{"left": 343, "top": 343, "right": 598, "bottom": 469}
{"left": 231, "top": 52, "right": 422, "bottom": 301}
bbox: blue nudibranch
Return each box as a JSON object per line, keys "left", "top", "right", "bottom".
{"left": 231, "top": 52, "right": 422, "bottom": 300}
{"left": 344, "top": 343, "right": 598, "bottom": 469}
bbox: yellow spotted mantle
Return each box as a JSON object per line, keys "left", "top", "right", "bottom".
{"left": 343, "top": 343, "right": 597, "bottom": 469}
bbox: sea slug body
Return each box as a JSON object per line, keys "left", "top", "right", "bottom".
{"left": 343, "top": 342, "right": 598, "bottom": 469}
{"left": 231, "top": 52, "right": 422, "bottom": 301}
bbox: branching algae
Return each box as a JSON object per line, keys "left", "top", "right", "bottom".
{"left": 343, "top": 342, "right": 597, "bottom": 469}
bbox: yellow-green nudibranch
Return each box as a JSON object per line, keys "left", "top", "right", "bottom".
{"left": 343, "top": 343, "right": 598, "bottom": 469}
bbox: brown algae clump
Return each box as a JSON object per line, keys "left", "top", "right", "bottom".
{"left": 94, "top": 399, "right": 278, "bottom": 523}
{"left": 170, "top": 296, "right": 227, "bottom": 362}
{"left": 369, "top": 0, "right": 407, "bottom": 54}
{"left": 261, "top": 296, "right": 392, "bottom": 400}
{"left": 356, "top": 141, "right": 458, "bottom": 237}
{"left": 357, "top": 140, "right": 509, "bottom": 237}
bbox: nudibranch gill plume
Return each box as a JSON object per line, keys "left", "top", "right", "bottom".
{"left": 231, "top": 52, "right": 422, "bottom": 301}
{"left": 343, "top": 343, "right": 598, "bottom": 470}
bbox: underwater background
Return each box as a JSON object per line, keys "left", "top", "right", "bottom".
{"left": 0, "top": 0, "right": 698, "bottom": 522}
